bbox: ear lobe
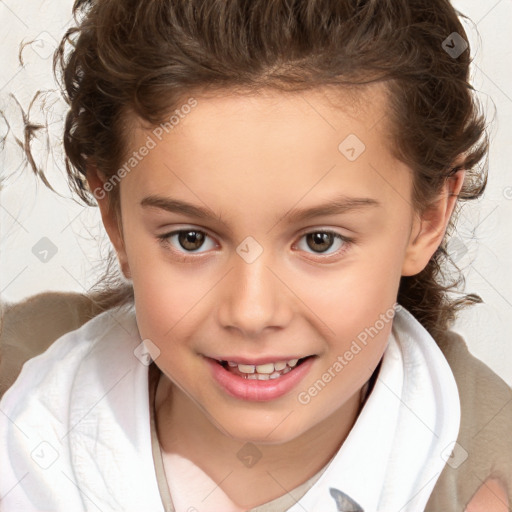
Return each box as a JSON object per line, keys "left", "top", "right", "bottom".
{"left": 85, "top": 165, "right": 132, "bottom": 280}
{"left": 401, "top": 169, "right": 466, "bottom": 277}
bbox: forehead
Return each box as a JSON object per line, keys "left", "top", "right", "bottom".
{"left": 125, "top": 82, "right": 391, "bottom": 146}
{"left": 121, "top": 84, "right": 411, "bottom": 221}
{"left": 130, "top": 83, "right": 390, "bottom": 145}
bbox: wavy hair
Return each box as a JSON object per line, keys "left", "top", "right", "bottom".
{"left": 22, "top": 0, "right": 489, "bottom": 342}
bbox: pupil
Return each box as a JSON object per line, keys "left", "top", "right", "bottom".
{"left": 307, "top": 232, "right": 332, "bottom": 252}
{"left": 179, "top": 231, "right": 204, "bottom": 250}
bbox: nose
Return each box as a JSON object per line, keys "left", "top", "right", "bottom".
{"left": 217, "top": 250, "right": 292, "bottom": 338}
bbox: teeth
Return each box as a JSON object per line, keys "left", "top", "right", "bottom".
{"left": 238, "top": 364, "right": 256, "bottom": 374}
{"left": 255, "top": 363, "right": 275, "bottom": 374}
{"left": 222, "top": 357, "right": 306, "bottom": 377}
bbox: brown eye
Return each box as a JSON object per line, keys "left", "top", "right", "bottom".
{"left": 177, "top": 230, "right": 206, "bottom": 251}
{"left": 295, "top": 230, "right": 353, "bottom": 260}
{"left": 305, "top": 232, "right": 336, "bottom": 253}
{"left": 157, "top": 229, "right": 215, "bottom": 257}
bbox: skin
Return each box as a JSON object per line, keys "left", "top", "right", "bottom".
{"left": 466, "top": 479, "right": 510, "bottom": 512}
{"left": 87, "top": 85, "right": 468, "bottom": 511}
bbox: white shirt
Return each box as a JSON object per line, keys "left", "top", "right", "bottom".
{"left": 0, "top": 303, "right": 460, "bottom": 511}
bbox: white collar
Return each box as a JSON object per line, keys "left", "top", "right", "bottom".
{"left": 288, "top": 305, "right": 461, "bottom": 511}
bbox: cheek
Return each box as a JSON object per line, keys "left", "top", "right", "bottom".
{"left": 133, "top": 281, "right": 195, "bottom": 344}
{"left": 288, "top": 248, "right": 401, "bottom": 387}
{"left": 291, "top": 253, "right": 402, "bottom": 332}
{"left": 294, "top": 323, "right": 391, "bottom": 438}
{"left": 131, "top": 263, "right": 219, "bottom": 362}
{"left": 124, "top": 230, "right": 209, "bottom": 340}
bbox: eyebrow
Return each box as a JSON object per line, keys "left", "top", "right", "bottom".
{"left": 140, "top": 194, "right": 381, "bottom": 229}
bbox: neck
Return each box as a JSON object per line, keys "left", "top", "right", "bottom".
{"left": 154, "top": 375, "right": 364, "bottom": 510}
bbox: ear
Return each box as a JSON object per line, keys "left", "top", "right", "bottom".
{"left": 86, "top": 165, "right": 132, "bottom": 280}
{"left": 401, "top": 169, "right": 465, "bottom": 277}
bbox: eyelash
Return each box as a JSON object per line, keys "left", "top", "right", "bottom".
{"left": 157, "top": 228, "right": 355, "bottom": 263}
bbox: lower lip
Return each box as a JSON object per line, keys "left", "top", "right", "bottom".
{"left": 206, "top": 357, "right": 315, "bottom": 402}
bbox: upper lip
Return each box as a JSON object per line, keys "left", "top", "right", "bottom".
{"left": 208, "top": 355, "right": 312, "bottom": 365}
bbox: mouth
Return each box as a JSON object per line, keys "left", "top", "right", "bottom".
{"left": 207, "top": 354, "right": 316, "bottom": 401}
{"left": 215, "top": 356, "right": 312, "bottom": 380}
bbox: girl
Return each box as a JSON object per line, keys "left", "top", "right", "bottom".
{"left": 1, "top": 0, "right": 511, "bottom": 511}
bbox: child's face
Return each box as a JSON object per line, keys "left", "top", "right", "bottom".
{"left": 93, "top": 86, "right": 450, "bottom": 444}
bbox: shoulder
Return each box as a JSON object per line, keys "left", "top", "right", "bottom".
{"left": 437, "top": 330, "right": 512, "bottom": 424}
{"left": 0, "top": 301, "right": 133, "bottom": 417}
{"left": 0, "top": 290, "right": 102, "bottom": 344}
{"left": 0, "top": 298, "right": 139, "bottom": 438}
{"left": 0, "top": 301, "right": 154, "bottom": 511}
{"left": 0, "top": 291, "right": 108, "bottom": 398}
{"left": 427, "top": 330, "right": 512, "bottom": 511}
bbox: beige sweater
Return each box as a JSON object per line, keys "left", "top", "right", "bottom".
{"left": 1, "top": 291, "right": 511, "bottom": 510}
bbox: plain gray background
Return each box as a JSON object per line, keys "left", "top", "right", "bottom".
{"left": 1, "top": 0, "right": 511, "bottom": 385}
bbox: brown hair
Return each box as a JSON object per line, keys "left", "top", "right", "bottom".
{"left": 28, "top": 0, "right": 490, "bottom": 341}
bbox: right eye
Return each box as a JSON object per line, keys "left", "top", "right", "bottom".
{"left": 157, "top": 228, "right": 217, "bottom": 259}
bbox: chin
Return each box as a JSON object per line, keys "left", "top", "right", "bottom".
{"left": 218, "top": 416, "right": 308, "bottom": 446}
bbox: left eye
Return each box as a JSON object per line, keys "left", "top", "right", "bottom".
{"left": 295, "top": 231, "right": 350, "bottom": 255}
